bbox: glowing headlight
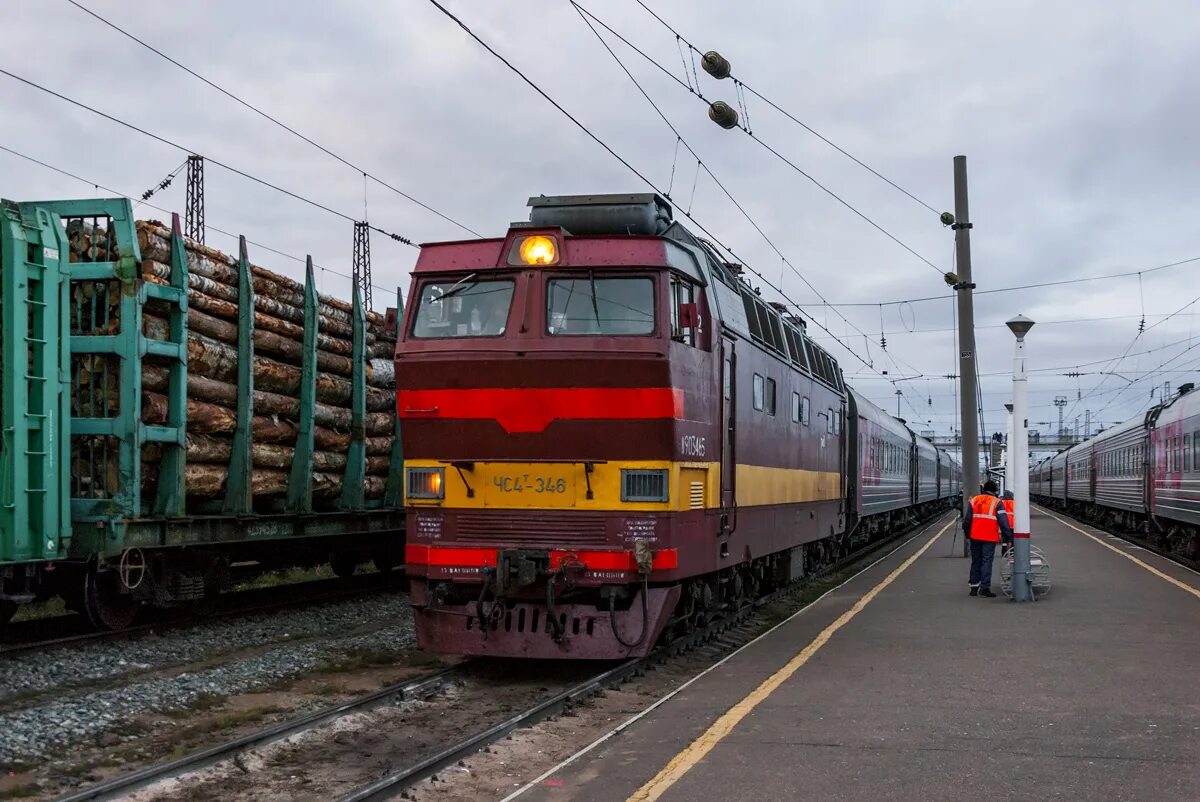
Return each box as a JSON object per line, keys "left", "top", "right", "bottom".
{"left": 510, "top": 235, "right": 559, "bottom": 266}
{"left": 407, "top": 467, "right": 445, "bottom": 500}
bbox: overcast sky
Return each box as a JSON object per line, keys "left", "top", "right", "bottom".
{"left": 3, "top": 0, "right": 1198, "bottom": 443}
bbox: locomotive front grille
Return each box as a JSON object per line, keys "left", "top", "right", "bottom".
{"left": 455, "top": 511, "right": 609, "bottom": 548}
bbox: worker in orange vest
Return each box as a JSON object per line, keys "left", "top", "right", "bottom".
{"left": 963, "top": 479, "right": 1012, "bottom": 597}
{"left": 1000, "top": 490, "right": 1016, "bottom": 555}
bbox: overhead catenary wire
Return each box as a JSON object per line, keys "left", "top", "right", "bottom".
{"left": 0, "top": 143, "right": 406, "bottom": 299}
{"left": 630, "top": 0, "right": 940, "bottom": 217}
{"left": 0, "top": 67, "right": 417, "bottom": 248}
{"left": 573, "top": 2, "right": 944, "bottom": 279}
{"left": 64, "top": 0, "right": 482, "bottom": 240}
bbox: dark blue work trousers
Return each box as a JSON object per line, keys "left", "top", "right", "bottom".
{"left": 969, "top": 538, "right": 996, "bottom": 588}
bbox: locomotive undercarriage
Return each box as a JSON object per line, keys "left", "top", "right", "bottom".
{"left": 0, "top": 533, "right": 404, "bottom": 630}
{"left": 1036, "top": 495, "right": 1200, "bottom": 565}
{"left": 412, "top": 500, "right": 954, "bottom": 659}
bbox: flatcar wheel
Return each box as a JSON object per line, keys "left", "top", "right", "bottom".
{"left": 330, "top": 554, "right": 359, "bottom": 579}
{"left": 82, "top": 567, "right": 139, "bottom": 631}
{"left": 0, "top": 599, "right": 16, "bottom": 626}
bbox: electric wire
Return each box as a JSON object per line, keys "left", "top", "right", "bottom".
{"left": 0, "top": 67, "right": 417, "bottom": 247}
{"left": 630, "top": 0, "right": 940, "bottom": 216}
{"left": 0, "top": 143, "right": 406, "bottom": 299}
{"left": 573, "top": 2, "right": 943, "bottom": 278}
{"left": 64, "top": 0, "right": 481, "bottom": 239}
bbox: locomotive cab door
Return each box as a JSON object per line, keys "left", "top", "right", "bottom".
{"left": 720, "top": 337, "right": 737, "bottom": 536}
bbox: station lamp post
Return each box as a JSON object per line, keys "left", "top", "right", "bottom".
{"left": 1004, "top": 402, "right": 1014, "bottom": 495}
{"left": 1006, "top": 315, "right": 1035, "bottom": 601}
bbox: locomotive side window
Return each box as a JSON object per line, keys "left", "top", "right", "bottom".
{"left": 1184, "top": 435, "right": 1192, "bottom": 472}
{"left": 801, "top": 396, "right": 810, "bottom": 426}
{"left": 412, "top": 279, "right": 515, "bottom": 338}
{"left": 764, "top": 378, "right": 777, "bottom": 415}
{"left": 791, "top": 392, "right": 801, "bottom": 423}
{"left": 723, "top": 358, "right": 732, "bottom": 400}
{"left": 670, "top": 274, "right": 700, "bottom": 347}
{"left": 547, "top": 277, "right": 654, "bottom": 335}
{"left": 752, "top": 374, "right": 765, "bottom": 411}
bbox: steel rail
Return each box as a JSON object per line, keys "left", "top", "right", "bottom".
{"left": 52, "top": 666, "right": 463, "bottom": 802}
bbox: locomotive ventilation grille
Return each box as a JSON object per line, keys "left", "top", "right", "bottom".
{"left": 455, "top": 511, "right": 609, "bottom": 548}
{"left": 621, "top": 469, "right": 669, "bottom": 503}
{"left": 690, "top": 481, "right": 704, "bottom": 509}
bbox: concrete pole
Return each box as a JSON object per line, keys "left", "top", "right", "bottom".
{"left": 1004, "top": 402, "right": 1014, "bottom": 495}
{"left": 951, "top": 156, "right": 979, "bottom": 557}
{"left": 1007, "top": 315, "right": 1035, "bottom": 601}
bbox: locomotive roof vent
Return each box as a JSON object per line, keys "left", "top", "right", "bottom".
{"left": 527, "top": 193, "right": 673, "bottom": 236}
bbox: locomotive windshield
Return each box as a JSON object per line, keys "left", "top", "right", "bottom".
{"left": 412, "top": 279, "right": 514, "bottom": 338}
{"left": 546, "top": 277, "right": 654, "bottom": 336}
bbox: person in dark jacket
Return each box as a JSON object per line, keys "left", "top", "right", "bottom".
{"left": 963, "top": 480, "right": 1012, "bottom": 597}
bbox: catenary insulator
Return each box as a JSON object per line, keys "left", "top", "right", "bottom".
{"left": 708, "top": 101, "right": 739, "bottom": 129}
{"left": 702, "top": 51, "right": 731, "bottom": 79}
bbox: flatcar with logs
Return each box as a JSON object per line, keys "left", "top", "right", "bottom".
{"left": 0, "top": 197, "right": 405, "bottom": 629}
{"left": 1031, "top": 382, "right": 1199, "bottom": 562}
{"left": 397, "top": 193, "right": 959, "bottom": 659}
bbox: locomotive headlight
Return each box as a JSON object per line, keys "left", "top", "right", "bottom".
{"left": 407, "top": 467, "right": 445, "bottom": 500}
{"left": 512, "top": 235, "right": 559, "bottom": 266}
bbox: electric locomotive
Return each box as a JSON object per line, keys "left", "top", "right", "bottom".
{"left": 397, "top": 193, "right": 956, "bottom": 659}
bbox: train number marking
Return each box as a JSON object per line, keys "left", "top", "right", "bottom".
{"left": 492, "top": 475, "right": 568, "bottom": 494}
{"left": 680, "top": 434, "right": 706, "bottom": 458}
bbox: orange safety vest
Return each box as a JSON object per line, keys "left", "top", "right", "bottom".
{"left": 1002, "top": 498, "right": 1015, "bottom": 526}
{"left": 969, "top": 494, "right": 1001, "bottom": 542}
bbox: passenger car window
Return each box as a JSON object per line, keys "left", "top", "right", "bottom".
{"left": 547, "top": 277, "right": 654, "bottom": 335}
{"left": 413, "top": 279, "right": 515, "bottom": 338}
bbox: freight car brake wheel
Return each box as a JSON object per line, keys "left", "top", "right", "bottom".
{"left": 82, "top": 567, "right": 139, "bottom": 631}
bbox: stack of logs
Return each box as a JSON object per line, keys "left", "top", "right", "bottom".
{"left": 69, "top": 221, "right": 398, "bottom": 509}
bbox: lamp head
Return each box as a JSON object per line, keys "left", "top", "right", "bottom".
{"left": 1006, "top": 314, "right": 1035, "bottom": 339}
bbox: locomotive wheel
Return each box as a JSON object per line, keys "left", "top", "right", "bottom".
{"left": 82, "top": 567, "right": 139, "bottom": 631}
{"left": 331, "top": 554, "right": 359, "bottom": 579}
{"left": 0, "top": 600, "right": 16, "bottom": 626}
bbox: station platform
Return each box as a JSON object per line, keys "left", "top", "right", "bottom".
{"left": 514, "top": 508, "right": 1200, "bottom": 802}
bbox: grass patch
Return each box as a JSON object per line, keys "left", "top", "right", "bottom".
{"left": 210, "top": 706, "right": 279, "bottom": 733}
{"left": 164, "top": 691, "right": 224, "bottom": 718}
{"left": 233, "top": 565, "right": 337, "bottom": 592}
{"left": 11, "top": 597, "right": 68, "bottom": 622}
{"left": 317, "top": 647, "right": 401, "bottom": 673}
{"left": 0, "top": 784, "right": 41, "bottom": 799}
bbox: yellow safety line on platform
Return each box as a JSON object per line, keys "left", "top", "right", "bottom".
{"left": 626, "top": 517, "right": 955, "bottom": 802}
{"left": 1038, "top": 507, "right": 1200, "bottom": 601}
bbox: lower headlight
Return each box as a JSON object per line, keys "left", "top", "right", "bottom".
{"left": 407, "top": 467, "right": 445, "bottom": 500}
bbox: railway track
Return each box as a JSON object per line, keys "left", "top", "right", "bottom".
{"left": 1, "top": 571, "right": 406, "bottom": 657}
{"left": 1036, "top": 504, "right": 1199, "bottom": 572}
{"left": 52, "top": 509, "right": 951, "bottom": 802}
{"left": 51, "top": 667, "right": 462, "bottom": 802}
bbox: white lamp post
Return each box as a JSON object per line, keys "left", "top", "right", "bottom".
{"left": 1004, "top": 402, "right": 1014, "bottom": 495}
{"left": 1006, "top": 315, "right": 1034, "bottom": 601}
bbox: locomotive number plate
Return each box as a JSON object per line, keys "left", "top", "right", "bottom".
{"left": 484, "top": 468, "right": 576, "bottom": 507}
